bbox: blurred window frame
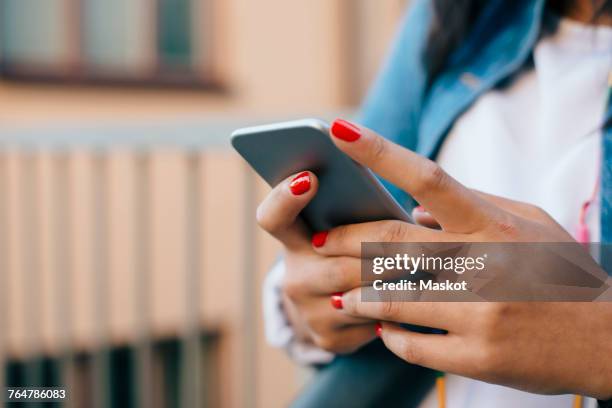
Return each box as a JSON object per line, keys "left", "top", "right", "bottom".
{"left": 0, "top": 0, "right": 223, "bottom": 91}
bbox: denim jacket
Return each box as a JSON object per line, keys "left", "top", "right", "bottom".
{"left": 359, "top": 0, "right": 612, "bottom": 245}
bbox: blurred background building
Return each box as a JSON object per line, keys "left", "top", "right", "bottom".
{"left": 0, "top": 0, "right": 408, "bottom": 407}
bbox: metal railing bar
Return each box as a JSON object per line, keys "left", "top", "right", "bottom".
{"left": 0, "top": 119, "right": 255, "bottom": 150}
{"left": 241, "top": 165, "right": 257, "bottom": 408}
{"left": 53, "top": 153, "right": 76, "bottom": 408}
{"left": 134, "top": 151, "right": 153, "bottom": 408}
{"left": 181, "top": 152, "right": 203, "bottom": 408}
{"left": 21, "top": 152, "right": 45, "bottom": 391}
{"left": 91, "top": 151, "right": 110, "bottom": 408}
{"left": 0, "top": 113, "right": 348, "bottom": 150}
{"left": 0, "top": 151, "right": 8, "bottom": 391}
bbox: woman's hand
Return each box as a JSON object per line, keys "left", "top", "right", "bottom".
{"left": 318, "top": 119, "right": 612, "bottom": 399}
{"left": 342, "top": 301, "right": 612, "bottom": 399}
{"left": 257, "top": 171, "right": 377, "bottom": 354}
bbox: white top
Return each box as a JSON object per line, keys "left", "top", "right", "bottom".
{"left": 263, "top": 16, "right": 612, "bottom": 406}
{"left": 421, "top": 16, "right": 611, "bottom": 408}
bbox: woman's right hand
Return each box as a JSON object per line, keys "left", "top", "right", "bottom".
{"left": 257, "top": 171, "right": 378, "bottom": 354}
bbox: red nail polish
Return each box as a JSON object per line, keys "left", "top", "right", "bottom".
{"left": 289, "top": 171, "right": 311, "bottom": 195}
{"left": 312, "top": 231, "right": 328, "bottom": 248}
{"left": 375, "top": 322, "right": 382, "bottom": 337}
{"left": 330, "top": 292, "right": 343, "bottom": 309}
{"left": 331, "top": 119, "right": 361, "bottom": 142}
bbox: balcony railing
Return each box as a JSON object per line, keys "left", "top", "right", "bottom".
{"left": 0, "top": 116, "right": 302, "bottom": 407}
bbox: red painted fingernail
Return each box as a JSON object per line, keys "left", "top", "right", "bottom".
{"left": 312, "top": 231, "right": 328, "bottom": 247}
{"left": 375, "top": 322, "right": 382, "bottom": 337}
{"left": 331, "top": 119, "right": 361, "bottom": 142}
{"left": 289, "top": 171, "right": 311, "bottom": 195}
{"left": 414, "top": 205, "right": 425, "bottom": 212}
{"left": 330, "top": 292, "right": 343, "bottom": 309}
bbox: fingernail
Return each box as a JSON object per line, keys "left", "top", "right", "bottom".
{"left": 375, "top": 322, "right": 382, "bottom": 337}
{"left": 331, "top": 119, "right": 361, "bottom": 142}
{"left": 414, "top": 205, "right": 425, "bottom": 212}
{"left": 289, "top": 171, "right": 311, "bottom": 195}
{"left": 312, "top": 231, "right": 328, "bottom": 248}
{"left": 330, "top": 292, "right": 343, "bottom": 309}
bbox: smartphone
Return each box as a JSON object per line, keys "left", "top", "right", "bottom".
{"left": 231, "top": 119, "right": 412, "bottom": 232}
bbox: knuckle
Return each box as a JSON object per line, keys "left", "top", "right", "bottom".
{"left": 341, "top": 293, "right": 358, "bottom": 314}
{"left": 378, "top": 300, "right": 400, "bottom": 320}
{"left": 324, "top": 259, "right": 352, "bottom": 292}
{"left": 369, "top": 135, "right": 387, "bottom": 163}
{"left": 480, "top": 303, "right": 512, "bottom": 339}
{"left": 530, "top": 205, "right": 550, "bottom": 221}
{"left": 281, "top": 275, "right": 303, "bottom": 300}
{"left": 489, "top": 215, "right": 520, "bottom": 239}
{"left": 331, "top": 225, "right": 349, "bottom": 247}
{"left": 314, "top": 334, "right": 343, "bottom": 353}
{"left": 255, "top": 203, "right": 274, "bottom": 232}
{"left": 380, "top": 221, "right": 409, "bottom": 243}
{"left": 397, "top": 337, "right": 423, "bottom": 365}
{"left": 256, "top": 200, "right": 287, "bottom": 234}
{"left": 533, "top": 205, "right": 548, "bottom": 217}
{"left": 305, "top": 316, "right": 326, "bottom": 335}
{"left": 415, "top": 161, "right": 449, "bottom": 195}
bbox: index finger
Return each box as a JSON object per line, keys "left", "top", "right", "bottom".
{"left": 329, "top": 119, "right": 496, "bottom": 233}
{"left": 378, "top": 323, "right": 467, "bottom": 374}
{"left": 341, "top": 287, "right": 464, "bottom": 331}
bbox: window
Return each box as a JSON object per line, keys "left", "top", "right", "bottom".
{"left": 109, "top": 347, "right": 136, "bottom": 408}
{"left": 151, "top": 335, "right": 220, "bottom": 408}
{"left": 152, "top": 339, "right": 181, "bottom": 408}
{"left": 5, "top": 357, "right": 62, "bottom": 408}
{"left": 3, "top": 333, "right": 220, "bottom": 408}
{"left": 0, "top": 0, "right": 220, "bottom": 88}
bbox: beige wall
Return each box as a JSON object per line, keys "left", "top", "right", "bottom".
{"left": 0, "top": 1, "right": 409, "bottom": 407}
{"left": 0, "top": 0, "right": 408, "bottom": 127}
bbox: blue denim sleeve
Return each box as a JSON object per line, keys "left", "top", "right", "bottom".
{"left": 357, "top": 0, "right": 432, "bottom": 207}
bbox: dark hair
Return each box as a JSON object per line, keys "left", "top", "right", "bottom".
{"left": 424, "top": 0, "right": 487, "bottom": 82}
{"left": 425, "top": 0, "right": 612, "bottom": 81}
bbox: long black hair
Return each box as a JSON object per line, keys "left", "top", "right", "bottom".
{"left": 425, "top": 0, "right": 612, "bottom": 81}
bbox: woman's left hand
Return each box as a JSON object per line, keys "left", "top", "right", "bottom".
{"left": 318, "top": 119, "right": 612, "bottom": 399}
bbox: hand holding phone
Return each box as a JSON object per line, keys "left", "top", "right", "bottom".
{"left": 231, "top": 118, "right": 419, "bottom": 355}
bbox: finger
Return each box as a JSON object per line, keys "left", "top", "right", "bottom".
{"left": 312, "top": 220, "right": 465, "bottom": 258}
{"left": 379, "top": 322, "right": 465, "bottom": 372}
{"left": 295, "top": 256, "right": 363, "bottom": 295}
{"left": 412, "top": 206, "right": 440, "bottom": 229}
{"left": 313, "top": 323, "right": 378, "bottom": 354}
{"left": 472, "top": 190, "right": 555, "bottom": 224}
{"left": 341, "top": 288, "right": 463, "bottom": 331}
{"left": 329, "top": 119, "right": 497, "bottom": 233}
{"left": 257, "top": 171, "right": 318, "bottom": 249}
{"left": 302, "top": 295, "right": 374, "bottom": 326}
